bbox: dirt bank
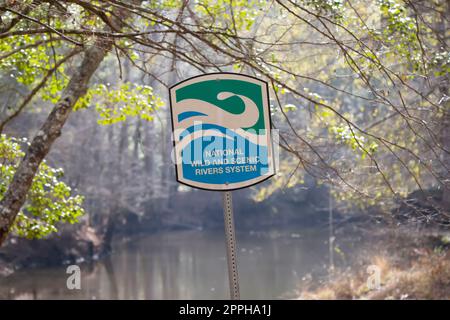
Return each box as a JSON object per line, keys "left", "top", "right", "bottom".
{"left": 293, "top": 226, "right": 450, "bottom": 300}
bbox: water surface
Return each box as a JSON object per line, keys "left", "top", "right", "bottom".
{"left": 1, "top": 228, "right": 341, "bottom": 299}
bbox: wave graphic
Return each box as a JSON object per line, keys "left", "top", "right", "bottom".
{"left": 177, "top": 124, "right": 268, "bottom": 149}
{"left": 173, "top": 92, "right": 260, "bottom": 130}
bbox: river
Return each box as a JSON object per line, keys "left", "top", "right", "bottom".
{"left": 0, "top": 227, "right": 353, "bottom": 299}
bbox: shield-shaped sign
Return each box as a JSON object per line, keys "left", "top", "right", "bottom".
{"left": 169, "top": 73, "right": 275, "bottom": 191}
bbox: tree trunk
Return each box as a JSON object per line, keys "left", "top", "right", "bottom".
{"left": 0, "top": 38, "right": 113, "bottom": 246}
{"left": 442, "top": 112, "right": 450, "bottom": 211}
{"left": 101, "top": 214, "right": 116, "bottom": 256}
{"left": 144, "top": 120, "right": 155, "bottom": 215}
{"left": 437, "top": 4, "right": 450, "bottom": 211}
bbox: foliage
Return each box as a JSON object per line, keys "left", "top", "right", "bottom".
{"left": 75, "top": 82, "right": 164, "bottom": 125}
{"left": 194, "top": 0, "right": 263, "bottom": 31}
{"left": 0, "top": 0, "right": 265, "bottom": 238}
{"left": 1, "top": 32, "right": 64, "bottom": 82}
{"left": 0, "top": 135, "right": 84, "bottom": 239}
{"left": 253, "top": 0, "right": 449, "bottom": 210}
{"left": 0, "top": 0, "right": 448, "bottom": 236}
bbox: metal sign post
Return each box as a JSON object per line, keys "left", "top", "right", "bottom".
{"left": 222, "top": 191, "right": 240, "bottom": 299}
{"left": 169, "top": 73, "right": 275, "bottom": 300}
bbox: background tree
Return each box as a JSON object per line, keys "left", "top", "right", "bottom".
{"left": 0, "top": 0, "right": 448, "bottom": 248}
{"left": 0, "top": 0, "right": 263, "bottom": 245}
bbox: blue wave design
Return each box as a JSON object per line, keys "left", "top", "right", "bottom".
{"left": 179, "top": 123, "right": 264, "bottom": 146}
{"left": 178, "top": 111, "right": 207, "bottom": 122}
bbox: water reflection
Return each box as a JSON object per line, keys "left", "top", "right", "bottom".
{"left": 0, "top": 228, "right": 335, "bottom": 299}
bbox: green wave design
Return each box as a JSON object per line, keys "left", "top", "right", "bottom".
{"left": 175, "top": 79, "right": 265, "bottom": 132}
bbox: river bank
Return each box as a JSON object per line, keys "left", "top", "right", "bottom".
{"left": 292, "top": 226, "right": 450, "bottom": 299}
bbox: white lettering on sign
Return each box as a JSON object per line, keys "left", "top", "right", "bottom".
{"left": 204, "top": 148, "right": 244, "bottom": 157}
{"left": 194, "top": 165, "right": 258, "bottom": 176}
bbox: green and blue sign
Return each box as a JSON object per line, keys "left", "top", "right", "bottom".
{"left": 169, "top": 73, "right": 275, "bottom": 191}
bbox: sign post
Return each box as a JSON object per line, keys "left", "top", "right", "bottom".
{"left": 169, "top": 73, "right": 275, "bottom": 299}
{"left": 222, "top": 190, "right": 240, "bottom": 299}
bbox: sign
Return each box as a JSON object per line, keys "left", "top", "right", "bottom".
{"left": 169, "top": 73, "right": 275, "bottom": 191}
